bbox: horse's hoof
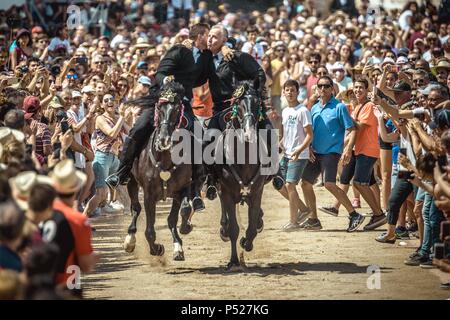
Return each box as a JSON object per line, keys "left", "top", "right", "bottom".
{"left": 123, "top": 234, "right": 136, "bottom": 253}
{"left": 179, "top": 221, "right": 193, "bottom": 235}
{"left": 257, "top": 219, "right": 264, "bottom": 233}
{"left": 240, "top": 237, "right": 253, "bottom": 252}
{"left": 173, "top": 251, "right": 185, "bottom": 261}
{"left": 151, "top": 244, "right": 165, "bottom": 256}
{"left": 220, "top": 227, "right": 230, "bottom": 242}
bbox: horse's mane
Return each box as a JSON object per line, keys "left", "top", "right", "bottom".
{"left": 126, "top": 82, "right": 185, "bottom": 109}
{"left": 235, "top": 80, "right": 258, "bottom": 97}
{"left": 159, "top": 82, "right": 185, "bottom": 102}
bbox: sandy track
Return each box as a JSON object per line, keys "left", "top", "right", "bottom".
{"left": 83, "top": 186, "right": 450, "bottom": 300}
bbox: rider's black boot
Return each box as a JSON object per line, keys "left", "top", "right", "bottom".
{"left": 191, "top": 164, "right": 206, "bottom": 212}
{"left": 106, "top": 137, "right": 139, "bottom": 189}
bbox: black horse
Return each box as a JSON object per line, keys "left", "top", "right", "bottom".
{"left": 209, "top": 81, "right": 272, "bottom": 270}
{"left": 123, "top": 82, "right": 194, "bottom": 261}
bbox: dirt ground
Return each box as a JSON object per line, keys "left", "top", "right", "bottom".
{"left": 83, "top": 185, "right": 450, "bottom": 300}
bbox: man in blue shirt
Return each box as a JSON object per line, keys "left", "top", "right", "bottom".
{"left": 300, "top": 76, "right": 366, "bottom": 231}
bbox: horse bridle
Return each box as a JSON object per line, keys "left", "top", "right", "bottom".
{"left": 150, "top": 96, "right": 184, "bottom": 200}
{"left": 153, "top": 97, "right": 184, "bottom": 151}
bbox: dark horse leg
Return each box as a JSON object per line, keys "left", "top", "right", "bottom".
{"left": 168, "top": 194, "right": 185, "bottom": 261}
{"left": 123, "top": 175, "right": 141, "bottom": 253}
{"left": 219, "top": 194, "right": 230, "bottom": 242}
{"left": 143, "top": 191, "right": 165, "bottom": 256}
{"left": 240, "top": 187, "right": 263, "bottom": 252}
{"left": 221, "top": 191, "right": 241, "bottom": 271}
{"left": 179, "top": 187, "right": 193, "bottom": 235}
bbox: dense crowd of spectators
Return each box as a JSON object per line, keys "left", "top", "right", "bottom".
{"left": 0, "top": 0, "right": 450, "bottom": 299}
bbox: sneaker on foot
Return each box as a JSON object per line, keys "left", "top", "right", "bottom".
{"left": 363, "top": 213, "right": 387, "bottom": 231}
{"left": 109, "top": 200, "right": 124, "bottom": 211}
{"left": 395, "top": 226, "right": 410, "bottom": 239}
{"left": 282, "top": 221, "right": 300, "bottom": 232}
{"left": 440, "top": 282, "right": 450, "bottom": 290}
{"left": 299, "top": 218, "right": 323, "bottom": 230}
{"left": 347, "top": 212, "right": 365, "bottom": 232}
{"left": 319, "top": 206, "right": 339, "bottom": 217}
{"left": 102, "top": 203, "right": 121, "bottom": 214}
{"left": 419, "top": 259, "right": 436, "bottom": 269}
{"left": 404, "top": 253, "right": 429, "bottom": 266}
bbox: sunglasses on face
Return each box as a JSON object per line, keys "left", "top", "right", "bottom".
{"left": 103, "top": 97, "right": 114, "bottom": 103}
{"left": 413, "top": 79, "right": 424, "bottom": 84}
{"left": 67, "top": 74, "right": 78, "bottom": 80}
{"left": 94, "top": 61, "right": 106, "bottom": 65}
{"left": 317, "top": 83, "right": 331, "bottom": 89}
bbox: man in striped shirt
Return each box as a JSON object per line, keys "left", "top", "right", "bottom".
{"left": 23, "top": 96, "right": 52, "bottom": 162}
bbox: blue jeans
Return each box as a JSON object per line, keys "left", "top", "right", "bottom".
{"left": 419, "top": 193, "right": 445, "bottom": 257}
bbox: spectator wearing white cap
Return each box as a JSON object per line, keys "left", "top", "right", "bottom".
{"left": 331, "top": 62, "right": 352, "bottom": 93}
{"left": 131, "top": 75, "right": 152, "bottom": 99}
{"left": 66, "top": 91, "right": 94, "bottom": 171}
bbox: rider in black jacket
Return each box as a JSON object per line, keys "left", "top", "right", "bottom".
{"left": 106, "top": 24, "right": 218, "bottom": 212}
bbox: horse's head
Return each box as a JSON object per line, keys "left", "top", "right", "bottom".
{"left": 230, "top": 81, "right": 261, "bottom": 143}
{"left": 154, "top": 82, "right": 185, "bottom": 151}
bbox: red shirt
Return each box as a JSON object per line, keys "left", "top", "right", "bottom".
{"left": 52, "top": 200, "right": 93, "bottom": 285}
{"left": 306, "top": 74, "right": 319, "bottom": 99}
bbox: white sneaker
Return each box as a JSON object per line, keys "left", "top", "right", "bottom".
{"left": 102, "top": 203, "right": 120, "bottom": 213}
{"left": 110, "top": 200, "right": 124, "bottom": 211}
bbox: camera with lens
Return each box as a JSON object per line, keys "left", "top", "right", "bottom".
{"left": 6, "top": 15, "right": 21, "bottom": 29}
{"left": 50, "top": 65, "right": 61, "bottom": 76}
{"left": 19, "top": 65, "right": 29, "bottom": 74}
{"left": 56, "top": 110, "right": 70, "bottom": 133}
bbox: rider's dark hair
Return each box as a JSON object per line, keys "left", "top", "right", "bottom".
{"left": 189, "top": 23, "right": 210, "bottom": 41}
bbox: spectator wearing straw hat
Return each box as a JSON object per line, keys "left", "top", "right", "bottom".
{"left": 50, "top": 159, "right": 98, "bottom": 292}
{"left": 432, "top": 59, "right": 450, "bottom": 87}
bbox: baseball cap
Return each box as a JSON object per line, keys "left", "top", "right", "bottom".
{"left": 381, "top": 57, "right": 396, "bottom": 66}
{"left": 81, "top": 85, "right": 95, "bottom": 94}
{"left": 397, "top": 48, "right": 409, "bottom": 57}
{"left": 23, "top": 96, "right": 41, "bottom": 120}
{"left": 330, "top": 62, "right": 345, "bottom": 71}
{"left": 396, "top": 56, "right": 408, "bottom": 65}
{"left": 72, "top": 91, "right": 82, "bottom": 98}
{"left": 137, "top": 61, "right": 148, "bottom": 70}
{"left": 138, "top": 76, "right": 152, "bottom": 86}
